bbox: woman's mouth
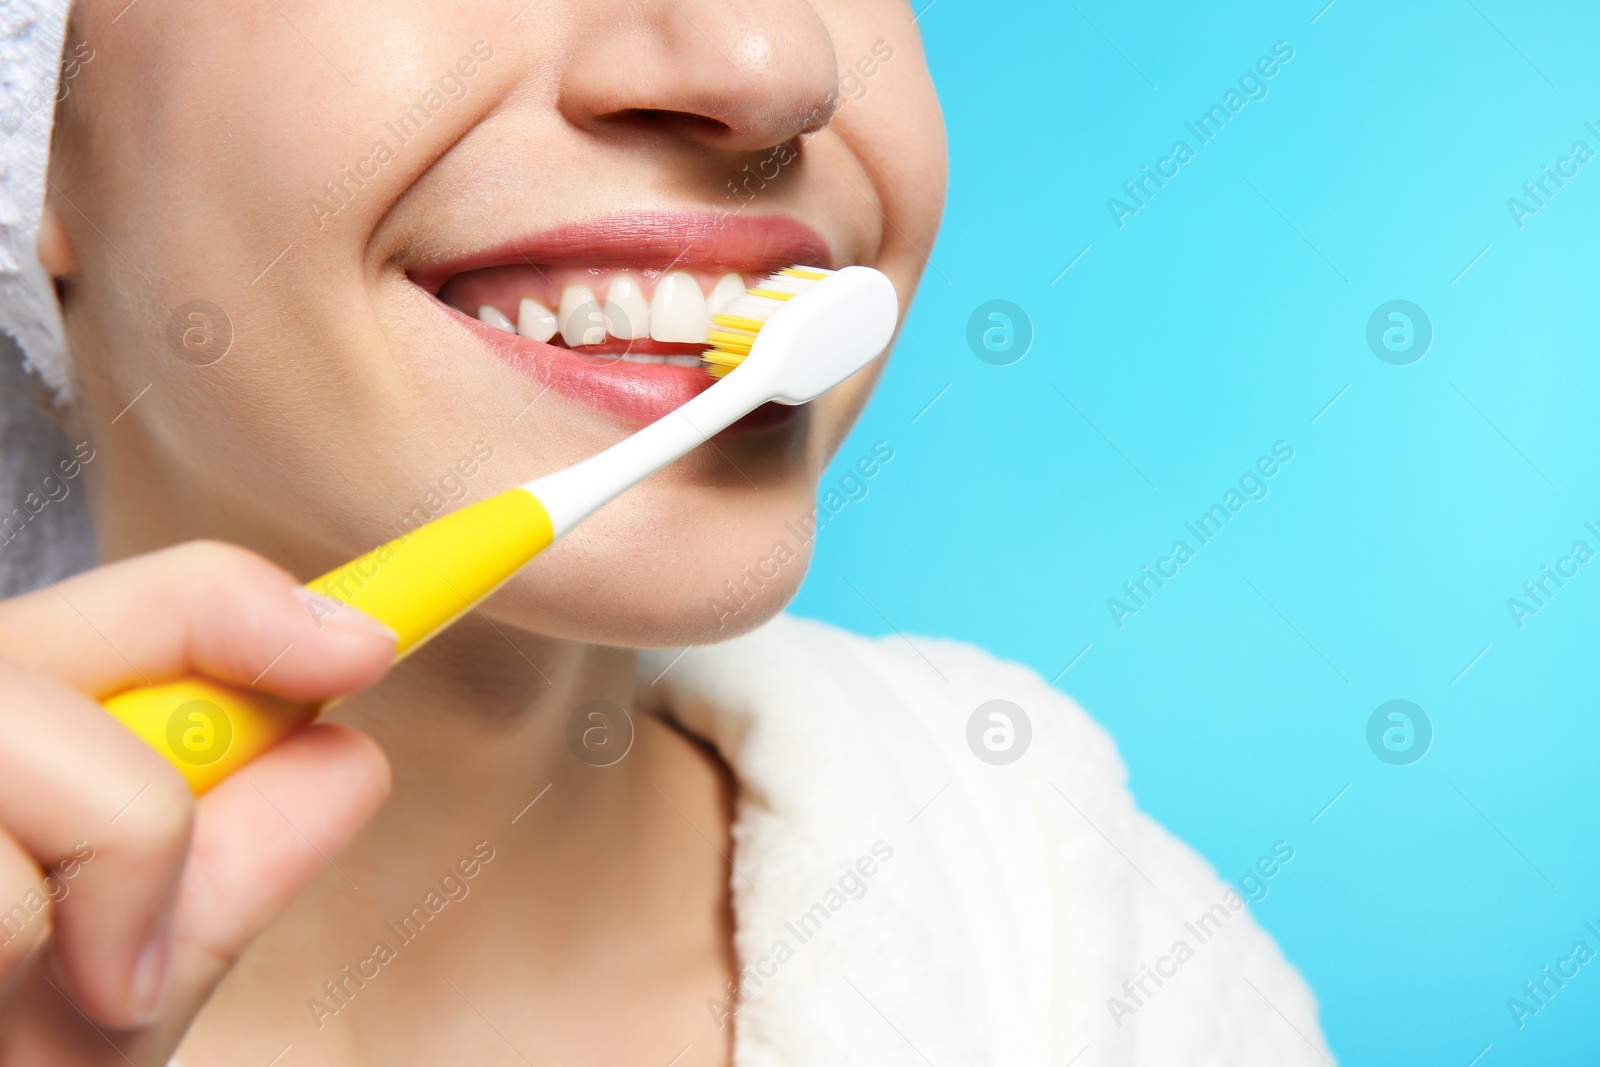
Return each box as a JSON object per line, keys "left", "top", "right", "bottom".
{"left": 413, "top": 213, "right": 834, "bottom": 426}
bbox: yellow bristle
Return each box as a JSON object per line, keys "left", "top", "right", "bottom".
{"left": 706, "top": 331, "right": 755, "bottom": 354}
{"left": 711, "top": 314, "right": 766, "bottom": 332}
{"left": 702, "top": 350, "right": 744, "bottom": 378}
{"left": 700, "top": 265, "right": 832, "bottom": 378}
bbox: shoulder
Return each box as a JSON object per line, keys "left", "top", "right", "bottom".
{"left": 662, "top": 612, "right": 1133, "bottom": 823}
{"left": 640, "top": 616, "right": 1333, "bottom": 1065}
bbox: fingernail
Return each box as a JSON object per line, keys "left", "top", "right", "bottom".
{"left": 128, "top": 918, "right": 171, "bottom": 1025}
{"left": 292, "top": 587, "right": 397, "bottom": 641}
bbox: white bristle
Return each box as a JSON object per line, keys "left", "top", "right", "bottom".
{"left": 701, "top": 265, "right": 834, "bottom": 378}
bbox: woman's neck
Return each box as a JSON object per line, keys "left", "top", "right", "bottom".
{"left": 182, "top": 613, "right": 740, "bottom": 1064}
{"left": 345, "top": 614, "right": 638, "bottom": 806}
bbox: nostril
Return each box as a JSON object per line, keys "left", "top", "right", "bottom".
{"left": 613, "top": 108, "right": 733, "bottom": 140}
{"left": 557, "top": 5, "right": 841, "bottom": 155}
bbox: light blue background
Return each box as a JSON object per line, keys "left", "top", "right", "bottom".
{"left": 793, "top": 2, "right": 1600, "bottom": 1063}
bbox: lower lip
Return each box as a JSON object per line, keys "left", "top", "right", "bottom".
{"left": 447, "top": 303, "right": 799, "bottom": 428}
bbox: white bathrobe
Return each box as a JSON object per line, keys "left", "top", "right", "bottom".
{"left": 637, "top": 614, "right": 1335, "bottom": 1067}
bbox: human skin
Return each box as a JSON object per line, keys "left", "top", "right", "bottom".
{"left": 0, "top": 0, "right": 945, "bottom": 1064}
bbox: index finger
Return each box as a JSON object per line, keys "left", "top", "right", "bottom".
{"left": 0, "top": 540, "right": 395, "bottom": 703}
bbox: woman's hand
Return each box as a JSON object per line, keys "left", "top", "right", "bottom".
{"left": 0, "top": 542, "right": 395, "bottom": 1065}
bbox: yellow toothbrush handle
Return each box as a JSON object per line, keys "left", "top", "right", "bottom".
{"left": 102, "top": 488, "right": 555, "bottom": 793}
{"left": 101, "top": 679, "right": 309, "bottom": 796}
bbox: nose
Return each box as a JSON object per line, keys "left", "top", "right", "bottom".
{"left": 557, "top": 0, "right": 841, "bottom": 154}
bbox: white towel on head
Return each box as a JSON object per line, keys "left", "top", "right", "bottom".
{"left": 0, "top": 0, "right": 73, "bottom": 394}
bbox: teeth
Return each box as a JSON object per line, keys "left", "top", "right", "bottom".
{"left": 481, "top": 272, "right": 745, "bottom": 348}
{"left": 517, "top": 297, "right": 558, "bottom": 343}
{"left": 617, "top": 353, "right": 703, "bottom": 366}
{"left": 478, "top": 305, "right": 516, "bottom": 333}
{"left": 603, "top": 274, "right": 650, "bottom": 340}
{"left": 559, "top": 284, "right": 608, "bottom": 347}
{"left": 709, "top": 272, "right": 746, "bottom": 314}
{"left": 650, "top": 270, "right": 708, "bottom": 343}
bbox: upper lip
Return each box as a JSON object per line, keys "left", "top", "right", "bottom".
{"left": 407, "top": 211, "right": 836, "bottom": 294}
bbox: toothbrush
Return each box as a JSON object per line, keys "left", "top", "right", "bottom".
{"left": 102, "top": 266, "right": 898, "bottom": 793}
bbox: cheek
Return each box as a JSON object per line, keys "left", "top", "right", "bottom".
{"left": 60, "top": 4, "right": 522, "bottom": 565}
{"left": 818, "top": 6, "right": 948, "bottom": 229}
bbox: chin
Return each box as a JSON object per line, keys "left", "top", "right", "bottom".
{"left": 481, "top": 473, "right": 822, "bottom": 649}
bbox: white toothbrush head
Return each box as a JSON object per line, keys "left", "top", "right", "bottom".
{"left": 703, "top": 265, "right": 899, "bottom": 404}
{"left": 524, "top": 264, "right": 900, "bottom": 539}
